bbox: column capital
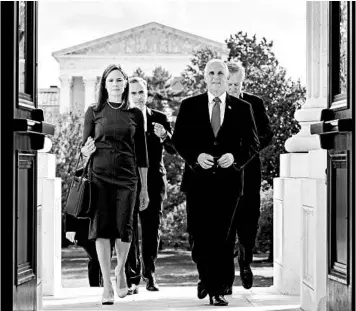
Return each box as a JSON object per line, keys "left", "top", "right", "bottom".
{"left": 82, "top": 76, "right": 97, "bottom": 85}
{"left": 59, "top": 75, "right": 73, "bottom": 87}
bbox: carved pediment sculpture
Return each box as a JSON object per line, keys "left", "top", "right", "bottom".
{"left": 52, "top": 22, "right": 228, "bottom": 59}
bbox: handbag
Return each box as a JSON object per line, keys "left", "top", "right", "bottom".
{"left": 65, "top": 152, "right": 93, "bottom": 219}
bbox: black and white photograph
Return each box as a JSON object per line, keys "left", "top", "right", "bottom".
{"left": 0, "top": 1, "right": 354, "bottom": 310}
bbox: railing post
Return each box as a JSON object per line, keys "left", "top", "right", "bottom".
{"left": 37, "top": 152, "right": 62, "bottom": 297}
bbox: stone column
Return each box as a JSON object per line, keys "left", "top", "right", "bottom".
{"left": 299, "top": 4, "right": 328, "bottom": 310}
{"left": 284, "top": 2, "right": 328, "bottom": 153}
{"left": 59, "top": 75, "right": 73, "bottom": 114}
{"left": 83, "top": 76, "right": 97, "bottom": 112}
{"left": 273, "top": 3, "right": 328, "bottom": 310}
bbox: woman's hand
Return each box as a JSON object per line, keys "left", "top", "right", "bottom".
{"left": 139, "top": 187, "right": 149, "bottom": 211}
{"left": 81, "top": 137, "right": 96, "bottom": 157}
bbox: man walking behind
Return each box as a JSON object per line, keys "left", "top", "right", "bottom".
{"left": 224, "top": 61, "right": 273, "bottom": 294}
{"left": 125, "top": 77, "right": 176, "bottom": 294}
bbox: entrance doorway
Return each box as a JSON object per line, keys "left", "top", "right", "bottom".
{"left": 1, "top": 1, "right": 354, "bottom": 310}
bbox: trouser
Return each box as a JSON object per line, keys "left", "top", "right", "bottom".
{"left": 225, "top": 187, "right": 261, "bottom": 288}
{"left": 125, "top": 202, "right": 162, "bottom": 285}
{"left": 125, "top": 202, "right": 142, "bottom": 287}
{"left": 192, "top": 236, "right": 232, "bottom": 296}
{"left": 79, "top": 239, "right": 103, "bottom": 287}
{"left": 186, "top": 185, "right": 240, "bottom": 297}
{"left": 140, "top": 208, "right": 161, "bottom": 279}
{"left": 236, "top": 190, "right": 261, "bottom": 263}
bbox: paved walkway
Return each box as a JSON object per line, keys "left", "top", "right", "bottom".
{"left": 44, "top": 247, "right": 300, "bottom": 310}
{"left": 43, "top": 286, "right": 301, "bottom": 311}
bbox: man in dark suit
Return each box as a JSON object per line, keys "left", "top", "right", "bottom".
{"left": 224, "top": 61, "right": 273, "bottom": 294}
{"left": 65, "top": 214, "right": 104, "bottom": 287}
{"left": 172, "top": 59, "right": 260, "bottom": 306}
{"left": 125, "top": 77, "right": 176, "bottom": 294}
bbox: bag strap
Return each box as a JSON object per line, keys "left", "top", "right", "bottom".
{"left": 81, "top": 153, "right": 93, "bottom": 180}
{"left": 67, "top": 148, "right": 93, "bottom": 195}
{"left": 74, "top": 152, "right": 83, "bottom": 173}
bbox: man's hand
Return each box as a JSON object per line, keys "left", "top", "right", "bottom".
{"left": 81, "top": 137, "right": 96, "bottom": 157}
{"left": 153, "top": 122, "right": 167, "bottom": 140}
{"left": 139, "top": 188, "right": 150, "bottom": 211}
{"left": 66, "top": 232, "right": 76, "bottom": 243}
{"left": 197, "top": 153, "right": 215, "bottom": 169}
{"left": 217, "top": 153, "right": 234, "bottom": 168}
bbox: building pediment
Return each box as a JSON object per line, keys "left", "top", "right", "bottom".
{"left": 52, "top": 22, "right": 228, "bottom": 59}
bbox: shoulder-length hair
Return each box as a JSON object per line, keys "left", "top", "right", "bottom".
{"left": 94, "top": 64, "right": 130, "bottom": 111}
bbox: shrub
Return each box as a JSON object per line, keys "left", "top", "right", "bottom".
{"left": 255, "top": 182, "right": 274, "bottom": 260}
{"left": 160, "top": 202, "right": 189, "bottom": 249}
{"left": 51, "top": 112, "right": 84, "bottom": 207}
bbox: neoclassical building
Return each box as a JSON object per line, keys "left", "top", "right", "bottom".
{"left": 38, "top": 86, "right": 60, "bottom": 123}
{"left": 52, "top": 21, "right": 229, "bottom": 114}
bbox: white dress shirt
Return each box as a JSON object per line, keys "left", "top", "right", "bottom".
{"left": 207, "top": 91, "right": 226, "bottom": 125}
{"left": 141, "top": 105, "right": 147, "bottom": 132}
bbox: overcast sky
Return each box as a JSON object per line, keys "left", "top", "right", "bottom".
{"left": 38, "top": 0, "right": 306, "bottom": 88}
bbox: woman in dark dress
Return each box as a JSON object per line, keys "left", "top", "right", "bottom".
{"left": 81, "top": 64, "right": 149, "bottom": 305}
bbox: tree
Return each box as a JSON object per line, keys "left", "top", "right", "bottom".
{"left": 180, "top": 47, "right": 220, "bottom": 96}
{"left": 132, "top": 66, "right": 171, "bottom": 95}
{"left": 226, "top": 31, "right": 305, "bottom": 184}
{"left": 226, "top": 31, "right": 279, "bottom": 71}
{"left": 132, "top": 67, "right": 148, "bottom": 80}
{"left": 150, "top": 66, "right": 172, "bottom": 93}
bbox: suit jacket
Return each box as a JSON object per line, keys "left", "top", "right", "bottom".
{"left": 172, "top": 92, "right": 260, "bottom": 195}
{"left": 144, "top": 107, "right": 176, "bottom": 206}
{"left": 239, "top": 92, "right": 273, "bottom": 189}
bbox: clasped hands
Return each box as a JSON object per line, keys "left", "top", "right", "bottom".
{"left": 197, "top": 153, "right": 234, "bottom": 170}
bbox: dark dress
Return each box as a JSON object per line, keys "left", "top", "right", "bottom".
{"left": 83, "top": 102, "right": 148, "bottom": 242}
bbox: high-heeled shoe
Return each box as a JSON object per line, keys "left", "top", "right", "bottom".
{"left": 115, "top": 266, "right": 128, "bottom": 298}
{"left": 101, "top": 288, "right": 114, "bottom": 305}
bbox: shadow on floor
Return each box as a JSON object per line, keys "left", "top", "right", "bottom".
{"left": 62, "top": 245, "right": 273, "bottom": 288}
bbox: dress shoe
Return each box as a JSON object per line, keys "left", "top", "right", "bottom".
{"left": 209, "top": 295, "right": 228, "bottom": 306}
{"left": 144, "top": 276, "right": 159, "bottom": 291}
{"left": 239, "top": 262, "right": 253, "bottom": 289}
{"left": 197, "top": 282, "right": 208, "bottom": 299}
{"left": 114, "top": 266, "right": 128, "bottom": 298}
{"left": 101, "top": 288, "right": 114, "bottom": 305}
{"left": 127, "top": 284, "right": 139, "bottom": 295}
{"left": 223, "top": 286, "right": 233, "bottom": 295}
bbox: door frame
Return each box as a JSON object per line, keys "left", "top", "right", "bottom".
{"left": 1, "top": 2, "right": 43, "bottom": 310}
{"left": 1, "top": 2, "right": 17, "bottom": 309}
{"left": 326, "top": 2, "right": 354, "bottom": 310}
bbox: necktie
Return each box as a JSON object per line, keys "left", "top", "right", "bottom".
{"left": 211, "top": 97, "right": 221, "bottom": 137}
